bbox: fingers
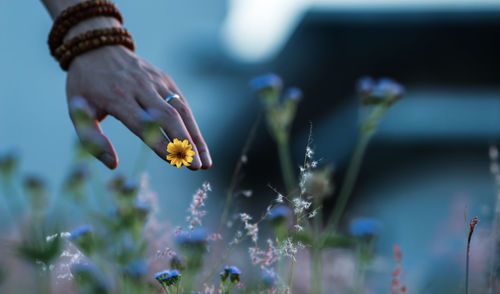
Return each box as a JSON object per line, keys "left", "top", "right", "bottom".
{"left": 68, "top": 97, "right": 118, "bottom": 169}
{"left": 161, "top": 82, "right": 212, "bottom": 169}
{"left": 106, "top": 98, "right": 172, "bottom": 163}
{"left": 137, "top": 86, "right": 203, "bottom": 170}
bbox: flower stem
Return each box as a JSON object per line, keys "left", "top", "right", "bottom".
{"left": 277, "top": 135, "right": 296, "bottom": 196}
{"left": 289, "top": 258, "right": 296, "bottom": 294}
{"left": 324, "top": 134, "right": 370, "bottom": 233}
{"left": 310, "top": 247, "right": 322, "bottom": 294}
{"left": 218, "top": 112, "right": 262, "bottom": 234}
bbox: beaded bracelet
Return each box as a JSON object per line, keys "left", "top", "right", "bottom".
{"left": 53, "top": 27, "right": 132, "bottom": 60}
{"left": 58, "top": 33, "right": 135, "bottom": 71}
{"left": 48, "top": 0, "right": 123, "bottom": 56}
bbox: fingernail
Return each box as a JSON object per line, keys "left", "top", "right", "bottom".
{"left": 200, "top": 151, "right": 212, "bottom": 169}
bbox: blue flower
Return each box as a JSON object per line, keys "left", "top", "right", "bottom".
{"left": 154, "top": 269, "right": 181, "bottom": 286}
{"left": 70, "top": 225, "right": 92, "bottom": 239}
{"left": 122, "top": 179, "right": 138, "bottom": 195}
{"left": 260, "top": 270, "right": 276, "bottom": 288}
{"left": 357, "top": 76, "right": 375, "bottom": 95}
{"left": 250, "top": 73, "right": 283, "bottom": 92}
{"left": 175, "top": 228, "right": 208, "bottom": 246}
{"left": 220, "top": 266, "right": 242, "bottom": 283}
{"left": 372, "top": 78, "right": 404, "bottom": 99}
{"left": 284, "top": 87, "right": 303, "bottom": 102}
{"left": 123, "top": 259, "right": 147, "bottom": 279}
{"left": 357, "top": 77, "right": 404, "bottom": 105}
{"left": 132, "top": 201, "right": 151, "bottom": 222}
{"left": 349, "top": 218, "right": 381, "bottom": 237}
{"left": 267, "top": 205, "right": 292, "bottom": 222}
{"left": 154, "top": 270, "right": 170, "bottom": 281}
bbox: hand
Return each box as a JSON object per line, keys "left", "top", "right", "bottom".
{"left": 66, "top": 44, "right": 212, "bottom": 170}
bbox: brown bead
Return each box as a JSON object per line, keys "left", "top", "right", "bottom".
{"left": 48, "top": 1, "right": 123, "bottom": 55}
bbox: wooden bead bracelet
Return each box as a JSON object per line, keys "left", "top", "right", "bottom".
{"left": 48, "top": 0, "right": 123, "bottom": 56}
{"left": 53, "top": 27, "right": 132, "bottom": 60}
{"left": 58, "top": 33, "right": 135, "bottom": 71}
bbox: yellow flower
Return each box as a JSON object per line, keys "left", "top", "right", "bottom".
{"left": 166, "top": 139, "right": 195, "bottom": 168}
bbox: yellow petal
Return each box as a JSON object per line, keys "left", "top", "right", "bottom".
{"left": 182, "top": 159, "right": 191, "bottom": 166}
{"left": 167, "top": 154, "right": 175, "bottom": 161}
{"left": 167, "top": 144, "right": 176, "bottom": 153}
{"left": 182, "top": 139, "right": 189, "bottom": 148}
{"left": 186, "top": 150, "right": 195, "bottom": 157}
{"left": 176, "top": 161, "right": 182, "bottom": 168}
{"left": 186, "top": 156, "right": 193, "bottom": 163}
{"left": 173, "top": 138, "right": 181, "bottom": 145}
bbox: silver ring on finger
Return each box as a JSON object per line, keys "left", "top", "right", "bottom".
{"left": 164, "top": 93, "right": 180, "bottom": 103}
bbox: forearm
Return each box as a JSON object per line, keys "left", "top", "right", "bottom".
{"left": 41, "top": 0, "right": 122, "bottom": 42}
{"left": 41, "top": 0, "right": 83, "bottom": 19}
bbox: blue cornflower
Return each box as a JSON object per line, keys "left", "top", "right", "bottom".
{"left": 70, "top": 225, "right": 94, "bottom": 255}
{"left": 260, "top": 270, "right": 276, "bottom": 288}
{"left": 133, "top": 201, "right": 151, "bottom": 222}
{"left": 176, "top": 228, "right": 208, "bottom": 246}
{"left": 284, "top": 87, "right": 303, "bottom": 102}
{"left": 154, "top": 270, "right": 170, "bottom": 281}
{"left": 70, "top": 225, "right": 92, "bottom": 239}
{"left": 349, "top": 218, "right": 381, "bottom": 237}
{"left": 372, "top": 78, "right": 405, "bottom": 99}
{"left": 122, "top": 179, "right": 138, "bottom": 195}
{"left": 250, "top": 73, "right": 283, "bottom": 92}
{"left": 220, "top": 266, "right": 242, "bottom": 283}
{"left": 154, "top": 269, "right": 181, "bottom": 286}
{"left": 357, "top": 76, "right": 375, "bottom": 95}
{"left": 357, "top": 77, "right": 404, "bottom": 105}
{"left": 123, "top": 259, "right": 147, "bottom": 279}
{"left": 267, "top": 205, "right": 292, "bottom": 222}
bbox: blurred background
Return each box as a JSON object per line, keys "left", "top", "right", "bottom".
{"left": 1, "top": 0, "right": 500, "bottom": 292}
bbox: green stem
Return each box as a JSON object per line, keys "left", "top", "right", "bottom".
{"left": 218, "top": 112, "right": 262, "bottom": 234}
{"left": 289, "top": 258, "right": 296, "bottom": 294}
{"left": 324, "top": 134, "right": 370, "bottom": 234}
{"left": 352, "top": 242, "right": 366, "bottom": 294}
{"left": 277, "top": 136, "right": 296, "bottom": 196}
{"left": 38, "top": 269, "right": 51, "bottom": 294}
{"left": 311, "top": 194, "right": 323, "bottom": 294}
{"left": 310, "top": 247, "right": 322, "bottom": 294}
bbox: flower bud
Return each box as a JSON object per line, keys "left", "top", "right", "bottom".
{"left": 250, "top": 73, "right": 283, "bottom": 93}
{"left": 267, "top": 205, "right": 292, "bottom": 226}
{"left": 23, "top": 175, "right": 47, "bottom": 210}
{"left": 0, "top": 149, "right": 19, "bottom": 178}
{"left": 123, "top": 259, "right": 147, "bottom": 279}
{"left": 140, "top": 110, "right": 162, "bottom": 145}
{"left": 220, "top": 266, "right": 241, "bottom": 283}
{"left": 154, "top": 269, "right": 181, "bottom": 287}
{"left": 358, "top": 77, "right": 404, "bottom": 105}
{"left": 283, "top": 87, "right": 303, "bottom": 102}
{"left": 170, "top": 254, "right": 186, "bottom": 271}
{"left": 349, "top": 217, "right": 381, "bottom": 237}
{"left": 64, "top": 164, "right": 90, "bottom": 194}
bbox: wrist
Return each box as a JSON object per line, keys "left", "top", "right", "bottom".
{"left": 64, "top": 17, "right": 122, "bottom": 41}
